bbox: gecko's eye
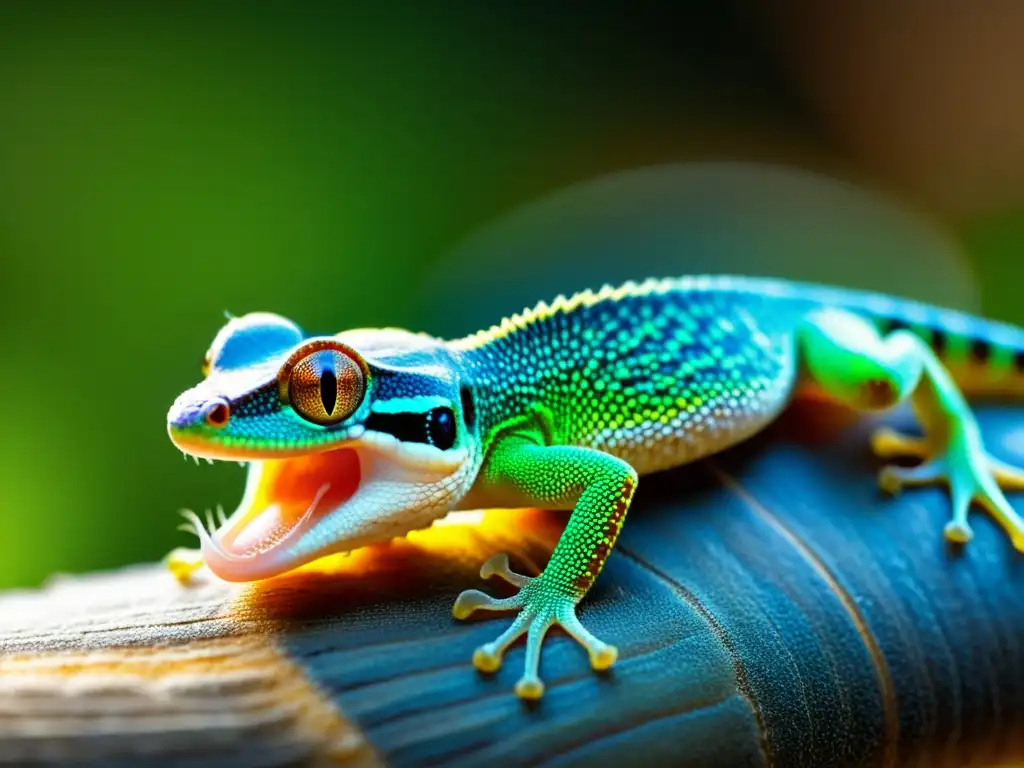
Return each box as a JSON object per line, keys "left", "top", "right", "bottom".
{"left": 287, "top": 348, "right": 365, "bottom": 426}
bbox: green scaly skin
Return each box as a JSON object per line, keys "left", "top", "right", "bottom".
{"left": 167, "top": 275, "right": 1024, "bottom": 700}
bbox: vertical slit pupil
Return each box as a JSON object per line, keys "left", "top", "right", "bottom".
{"left": 320, "top": 368, "right": 338, "bottom": 415}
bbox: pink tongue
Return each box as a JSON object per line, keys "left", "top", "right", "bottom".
{"left": 213, "top": 450, "right": 361, "bottom": 559}
{"left": 221, "top": 504, "right": 288, "bottom": 556}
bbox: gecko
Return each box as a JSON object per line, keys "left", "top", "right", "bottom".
{"left": 166, "top": 275, "right": 1024, "bottom": 699}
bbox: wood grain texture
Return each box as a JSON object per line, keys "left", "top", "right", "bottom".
{"left": 2, "top": 403, "right": 1024, "bottom": 767}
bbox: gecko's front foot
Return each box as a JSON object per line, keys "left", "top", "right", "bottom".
{"left": 872, "top": 426, "right": 1024, "bottom": 550}
{"left": 164, "top": 546, "right": 205, "bottom": 584}
{"left": 452, "top": 553, "right": 617, "bottom": 700}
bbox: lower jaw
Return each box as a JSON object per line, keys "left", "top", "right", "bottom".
{"left": 199, "top": 535, "right": 340, "bottom": 582}
{"left": 199, "top": 448, "right": 362, "bottom": 581}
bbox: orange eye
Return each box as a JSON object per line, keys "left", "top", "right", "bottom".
{"left": 287, "top": 348, "right": 365, "bottom": 425}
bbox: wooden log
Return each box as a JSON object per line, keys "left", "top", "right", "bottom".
{"left": 2, "top": 403, "right": 1024, "bottom": 767}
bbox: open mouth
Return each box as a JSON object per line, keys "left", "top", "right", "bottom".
{"left": 183, "top": 448, "right": 362, "bottom": 581}
{"left": 177, "top": 431, "right": 471, "bottom": 582}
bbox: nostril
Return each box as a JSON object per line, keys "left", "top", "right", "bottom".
{"left": 861, "top": 378, "right": 897, "bottom": 409}
{"left": 205, "top": 401, "right": 231, "bottom": 428}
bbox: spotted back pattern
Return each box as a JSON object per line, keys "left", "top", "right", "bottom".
{"left": 453, "top": 277, "right": 806, "bottom": 475}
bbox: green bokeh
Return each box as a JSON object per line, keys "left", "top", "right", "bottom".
{"left": 2, "top": 3, "right": 1023, "bottom": 588}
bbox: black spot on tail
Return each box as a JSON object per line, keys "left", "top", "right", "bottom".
{"left": 966, "top": 339, "right": 991, "bottom": 366}
{"left": 880, "top": 317, "right": 948, "bottom": 357}
{"left": 883, "top": 318, "right": 911, "bottom": 333}
{"left": 970, "top": 338, "right": 992, "bottom": 364}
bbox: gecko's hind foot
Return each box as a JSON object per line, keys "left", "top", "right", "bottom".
{"left": 871, "top": 427, "right": 1024, "bottom": 551}
{"left": 164, "top": 547, "right": 205, "bottom": 584}
{"left": 453, "top": 553, "right": 617, "bottom": 700}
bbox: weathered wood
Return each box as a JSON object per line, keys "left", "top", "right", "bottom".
{"left": 3, "top": 403, "right": 1024, "bottom": 767}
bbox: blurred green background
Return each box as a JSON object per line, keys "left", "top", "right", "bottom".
{"left": 3, "top": 2, "right": 1024, "bottom": 589}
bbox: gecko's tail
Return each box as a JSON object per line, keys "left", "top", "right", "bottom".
{"left": 826, "top": 289, "right": 1024, "bottom": 399}
{"left": 872, "top": 304, "right": 1024, "bottom": 398}
{"left": 719, "top": 275, "right": 1024, "bottom": 399}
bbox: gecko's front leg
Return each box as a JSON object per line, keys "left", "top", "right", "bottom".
{"left": 452, "top": 435, "right": 636, "bottom": 699}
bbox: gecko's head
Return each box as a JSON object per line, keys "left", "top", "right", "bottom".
{"left": 167, "top": 312, "right": 480, "bottom": 581}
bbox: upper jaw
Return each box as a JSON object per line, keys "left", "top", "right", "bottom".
{"left": 166, "top": 387, "right": 368, "bottom": 461}
{"left": 167, "top": 424, "right": 364, "bottom": 461}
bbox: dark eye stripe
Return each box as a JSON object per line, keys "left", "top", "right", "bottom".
{"left": 365, "top": 411, "right": 427, "bottom": 443}
{"left": 365, "top": 407, "right": 457, "bottom": 449}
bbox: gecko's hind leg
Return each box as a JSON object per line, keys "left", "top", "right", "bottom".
{"left": 800, "top": 307, "right": 1024, "bottom": 550}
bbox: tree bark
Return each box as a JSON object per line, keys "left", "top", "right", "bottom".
{"left": 2, "top": 404, "right": 1024, "bottom": 768}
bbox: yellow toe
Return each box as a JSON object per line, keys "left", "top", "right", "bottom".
{"left": 164, "top": 547, "right": 204, "bottom": 585}
{"left": 877, "top": 467, "right": 903, "bottom": 495}
{"left": 590, "top": 644, "right": 618, "bottom": 671}
{"left": 943, "top": 520, "right": 973, "bottom": 544}
{"left": 514, "top": 676, "right": 545, "bottom": 700}
{"left": 472, "top": 646, "right": 502, "bottom": 673}
{"left": 871, "top": 427, "right": 928, "bottom": 459}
